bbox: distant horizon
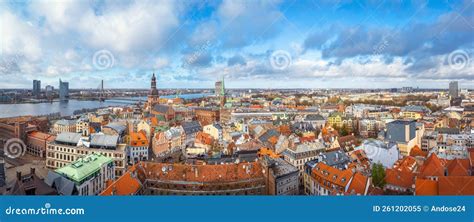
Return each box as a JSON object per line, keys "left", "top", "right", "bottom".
{"left": 1, "top": 85, "right": 472, "bottom": 91}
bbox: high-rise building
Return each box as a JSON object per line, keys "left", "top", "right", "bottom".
{"left": 33, "top": 80, "right": 41, "bottom": 98}
{"left": 449, "top": 81, "right": 458, "bottom": 98}
{"left": 59, "top": 79, "right": 69, "bottom": 101}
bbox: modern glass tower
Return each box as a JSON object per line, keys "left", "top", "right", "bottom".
{"left": 33, "top": 80, "right": 41, "bottom": 98}
{"left": 449, "top": 81, "right": 458, "bottom": 98}
{"left": 59, "top": 79, "right": 69, "bottom": 102}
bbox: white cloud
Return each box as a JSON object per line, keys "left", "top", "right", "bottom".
{"left": 154, "top": 57, "right": 170, "bottom": 69}
{"left": 208, "top": 52, "right": 474, "bottom": 84}
{"left": 0, "top": 11, "right": 42, "bottom": 61}
{"left": 77, "top": 0, "right": 179, "bottom": 53}
{"left": 29, "top": 0, "right": 89, "bottom": 33}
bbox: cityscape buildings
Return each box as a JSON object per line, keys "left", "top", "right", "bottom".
{"left": 0, "top": 0, "right": 472, "bottom": 199}
{"left": 32, "top": 80, "right": 41, "bottom": 98}
{"left": 449, "top": 81, "right": 459, "bottom": 99}
{"left": 0, "top": 73, "right": 472, "bottom": 197}
{"left": 59, "top": 79, "right": 69, "bottom": 102}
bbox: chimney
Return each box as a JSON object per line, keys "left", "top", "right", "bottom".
{"left": 30, "top": 168, "right": 35, "bottom": 175}
{"left": 16, "top": 171, "right": 22, "bottom": 181}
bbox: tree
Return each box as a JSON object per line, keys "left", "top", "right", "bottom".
{"left": 372, "top": 163, "right": 386, "bottom": 188}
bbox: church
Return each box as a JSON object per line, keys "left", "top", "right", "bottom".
{"left": 147, "top": 73, "right": 160, "bottom": 107}
{"left": 146, "top": 73, "right": 175, "bottom": 121}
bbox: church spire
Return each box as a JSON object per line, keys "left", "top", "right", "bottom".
{"left": 149, "top": 72, "right": 158, "bottom": 96}
{"left": 220, "top": 76, "right": 226, "bottom": 108}
{"left": 220, "top": 76, "right": 225, "bottom": 97}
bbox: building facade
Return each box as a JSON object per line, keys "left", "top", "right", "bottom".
{"left": 51, "top": 119, "right": 76, "bottom": 135}
{"left": 261, "top": 156, "right": 300, "bottom": 195}
{"left": 46, "top": 132, "right": 127, "bottom": 177}
{"left": 47, "top": 153, "right": 114, "bottom": 195}
{"left": 26, "top": 131, "right": 55, "bottom": 157}
{"left": 128, "top": 132, "right": 149, "bottom": 164}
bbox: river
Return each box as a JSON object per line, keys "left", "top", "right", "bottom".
{"left": 0, "top": 93, "right": 211, "bottom": 118}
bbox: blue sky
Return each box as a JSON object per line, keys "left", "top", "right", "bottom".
{"left": 0, "top": 0, "right": 472, "bottom": 89}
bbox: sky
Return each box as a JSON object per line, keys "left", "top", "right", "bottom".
{"left": 0, "top": 0, "right": 473, "bottom": 89}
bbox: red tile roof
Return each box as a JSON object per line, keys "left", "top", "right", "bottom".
{"left": 446, "top": 159, "right": 470, "bottom": 176}
{"left": 385, "top": 167, "right": 415, "bottom": 189}
{"left": 419, "top": 153, "right": 446, "bottom": 178}
{"left": 278, "top": 125, "right": 291, "bottom": 136}
{"left": 312, "top": 162, "right": 354, "bottom": 188}
{"left": 438, "top": 176, "right": 474, "bottom": 195}
{"left": 196, "top": 131, "right": 213, "bottom": 145}
{"left": 351, "top": 150, "right": 370, "bottom": 169}
{"left": 101, "top": 165, "right": 142, "bottom": 196}
{"left": 347, "top": 172, "right": 368, "bottom": 195}
{"left": 130, "top": 131, "right": 148, "bottom": 147}
{"left": 393, "top": 156, "right": 418, "bottom": 173}
{"left": 136, "top": 162, "right": 264, "bottom": 183}
{"left": 28, "top": 131, "right": 55, "bottom": 141}
{"left": 409, "top": 145, "right": 427, "bottom": 158}
{"left": 415, "top": 179, "right": 438, "bottom": 195}
{"left": 337, "top": 135, "right": 358, "bottom": 150}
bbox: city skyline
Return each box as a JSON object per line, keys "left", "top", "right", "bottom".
{"left": 0, "top": 0, "right": 473, "bottom": 89}
{"left": 1, "top": 1, "right": 473, "bottom": 220}
{"left": 2, "top": 78, "right": 472, "bottom": 90}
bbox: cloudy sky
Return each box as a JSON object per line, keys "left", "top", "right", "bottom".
{"left": 0, "top": 0, "right": 473, "bottom": 89}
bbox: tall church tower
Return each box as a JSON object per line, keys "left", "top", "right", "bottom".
{"left": 147, "top": 73, "right": 159, "bottom": 108}
{"left": 219, "top": 76, "right": 226, "bottom": 108}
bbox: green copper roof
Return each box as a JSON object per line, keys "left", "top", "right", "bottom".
{"left": 55, "top": 153, "right": 112, "bottom": 183}
{"left": 154, "top": 125, "right": 169, "bottom": 133}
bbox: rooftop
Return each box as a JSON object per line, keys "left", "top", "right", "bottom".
{"left": 104, "top": 122, "right": 127, "bottom": 134}
{"left": 320, "top": 149, "right": 350, "bottom": 169}
{"left": 264, "top": 156, "right": 298, "bottom": 178}
{"left": 90, "top": 134, "right": 119, "bottom": 148}
{"left": 55, "top": 132, "right": 82, "bottom": 145}
{"left": 136, "top": 161, "right": 263, "bottom": 183}
{"left": 419, "top": 153, "right": 446, "bottom": 178}
{"left": 385, "top": 167, "right": 415, "bottom": 189}
{"left": 54, "top": 119, "right": 76, "bottom": 126}
{"left": 55, "top": 153, "right": 113, "bottom": 183}
{"left": 29, "top": 131, "right": 56, "bottom": 141}
{"left": 101, "top": 165, "right": 142, "bottom": 196}
{"left": 346, "top": 172, "right": 368, "bottom": 195}
{"left": 312, "top": 162, "right": 354, "bottom": 188}
{"left": 130, "top": 132, "right": 148, "bottom": 147}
